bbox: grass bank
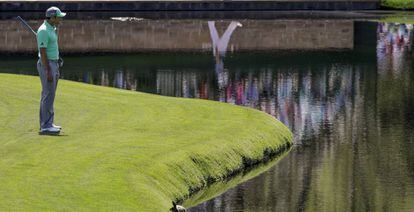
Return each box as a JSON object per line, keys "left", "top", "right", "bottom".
{"left": 0, "top": 74, "right": 292, "bottom": 211}
{"left": 378, "top": 13, "right": 414, "bottom": 24}
{"left": 183, "top": 149, "right": 291, "bottom": 208}
{"left": 382, "top": 0, "right": 414, "bottom": 9}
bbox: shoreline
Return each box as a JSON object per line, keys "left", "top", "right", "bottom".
{"left": 177, "top": 142, "right": 292, "bottom": 207}
{"left": 184, "top": 144, "right": 292, "bottom": 208}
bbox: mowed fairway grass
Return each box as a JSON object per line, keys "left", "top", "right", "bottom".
{"left": 0, "top": 73, "right": 292, "bottom": 211}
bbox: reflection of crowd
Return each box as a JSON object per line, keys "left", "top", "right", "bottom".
{"left": 155, "top": 66, "right": 361, "bottom": 144}
{"left": 377, "top": 22, "right": 413, "bottom": 77}
{"left": 77, "top": 69, "right": 138, "bottom": 91}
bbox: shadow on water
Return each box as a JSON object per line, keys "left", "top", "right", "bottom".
{"left": 181, "top": 148, "right": 292, "bottom": 208}
{"left": 1, "top": 13, "right": 414, "bottom": 211}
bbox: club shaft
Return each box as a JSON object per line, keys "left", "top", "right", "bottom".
{"left": 16, "top": 16, "right": 37, "bottom": 36}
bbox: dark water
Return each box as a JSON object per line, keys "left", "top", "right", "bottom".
{"left": 1, "top": 16, "right": 414, "bottom": 211}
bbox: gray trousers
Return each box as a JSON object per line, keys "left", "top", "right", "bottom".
{"left": 37, "top": 59, "right": 60, "bottom": 129}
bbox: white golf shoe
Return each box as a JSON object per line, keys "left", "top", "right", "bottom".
{"left": 52, "top": 124, "right": 62, "bottom": 130}
{"left": 39, "top": 127, "right": 61, "bottom": 135}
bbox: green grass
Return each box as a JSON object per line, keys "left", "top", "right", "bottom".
{"left": 382, "top": 0, "right": 414, "bottom": 9}
{"left": 0, "top": 73, "right": 292, "bottom": 211}
{"left": 373, "top": 12, "right": 414, "bottom": 24}
{"left": 378, "top": 14, "right": 414, "bottom": 24}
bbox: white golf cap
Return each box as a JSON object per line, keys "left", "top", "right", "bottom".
{"left": 46, "top": 6, "right": 66, "bottom": 18}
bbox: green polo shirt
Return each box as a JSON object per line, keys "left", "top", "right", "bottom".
{"left": 37, "top": 20, "right": 59, "bottom": 60}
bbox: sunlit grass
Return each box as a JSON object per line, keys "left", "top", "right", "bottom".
{"left": 380, "top": 15, "right": 414, "bottom": 24}
{"left": 0, "top": 73, "right": 292, "bottom": 211}
{"left": 373, "top": 12, "right": 414, "bottom": 24}
{"left": 382, "top": 0, "right": 414, "bottom": 9}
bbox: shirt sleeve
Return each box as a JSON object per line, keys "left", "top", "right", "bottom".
{"left": 37, "top": 30, "right": 48, "bottom": 49}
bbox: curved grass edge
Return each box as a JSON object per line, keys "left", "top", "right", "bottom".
{"left": 174, "top": 141, "right": 293, "bottom": 208}
{"left": 182, "top": 145, "right": 292, "bottom": 208}
{"left": 0, "top": 73, "right": 293, "bottom": 211}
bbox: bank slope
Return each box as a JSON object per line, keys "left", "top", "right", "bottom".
{"left": 0, "top": 73, "right": 292, "bottom": 211}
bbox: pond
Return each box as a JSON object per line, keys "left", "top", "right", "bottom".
{"left": 1, "top": 12, "right": 413, "bottom": 211}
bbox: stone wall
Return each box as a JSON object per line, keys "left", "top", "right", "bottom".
{"left": 0, "top": 1, "right": 380, "bottom": 11}
{"left": 0, "top": 19, "right": 353, "bottom": 53}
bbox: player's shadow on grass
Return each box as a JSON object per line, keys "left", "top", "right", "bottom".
{"left": 38, "top": 132, "right": 68, "bottom": 136}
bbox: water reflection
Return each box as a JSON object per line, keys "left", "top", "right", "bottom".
{"left": 377, "top": 22, "right": 414, "bottom": 77}
{"left": 75, "top": 69, "right": 138, "bottom": 91}
{"left": 188, "top": 21, "right": 414, "bottom": 211}
{"left": 209, "top": 21, "right": 242, "bottom": 103}
{"left": 1, "top": 20, "right": 413, "bottom": 211}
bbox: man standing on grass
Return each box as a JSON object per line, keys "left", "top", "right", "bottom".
{"left": 37, "top": 6, "right": 66, "bottom": 134}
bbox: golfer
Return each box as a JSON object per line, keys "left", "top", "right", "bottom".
{"left": 37, "top": 6, "right": 66, "bottom": 134}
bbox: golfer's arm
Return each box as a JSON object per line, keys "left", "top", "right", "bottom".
{"left": 40, "top": 48, "right": 50, "bottom": 71}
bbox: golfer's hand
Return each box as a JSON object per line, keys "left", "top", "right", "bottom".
{"left": 46, "top": 68, "right": 53, "bottom": 82}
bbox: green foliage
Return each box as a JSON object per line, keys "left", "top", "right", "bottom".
{"left": 0, "top": 74, "right": 292, "bottom": 211}
{"left": 382, "top": 0, "right": 414, "bottom": 9}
